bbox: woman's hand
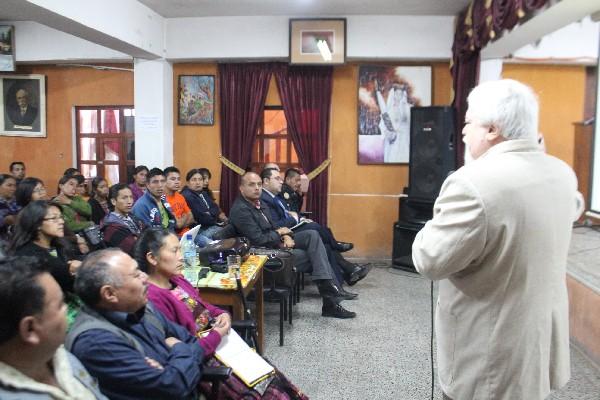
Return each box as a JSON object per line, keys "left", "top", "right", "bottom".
{"left": 76, "top": 235, "right": 89, "bottom": 254}
{"left": 68, "top": 260, "right": 82, "bottom": 275}
{"left": 55, "top": 194, "right": 71, "bottom": 205}
{"left": 213, "top": 313, "right": 231, "bottom": 337}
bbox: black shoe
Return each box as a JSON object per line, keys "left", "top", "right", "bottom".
{"left": 315, "top": 279, "right": 346, "bottom": 301}
{"left": 339, "top": 287, "right": 358, "bottom": 300}
{"left": 346, "top": 265, "right": 372, "bottom": 286}
{"left": 334, "top": 241, "right": 354, "bottom": 253}
{"left": 322, "top": 301, "right": 356, "bottom": 319}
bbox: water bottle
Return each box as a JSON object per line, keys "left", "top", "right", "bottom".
{"left": 182, "top": 234, "right": 196, "bottom": 269}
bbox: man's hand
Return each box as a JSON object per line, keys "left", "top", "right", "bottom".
{"left": 3, "top": 215, "right": 16, "bottom": 225}
{"left": 68, "top": 260, "right": 82, "bottom": 275}
{"left": 145, "top": 357, "right": 164, "bottom": 370}
{"left": 282, "top": 235, "right": 295, "bottom": 249}
{"left": 276, "top": 227, "right": 292, "bottom": 236}
{"left": 165, "top": 337, "right": 181, "bottom": 348}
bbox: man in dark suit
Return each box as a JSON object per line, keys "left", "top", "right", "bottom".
{"left": 260, "top": 168, "right": 370, "bottom": 287}
{"left": 229, "top": 171, "right": 356, "bottom": 319}
{"left": 7, "top": 88, "right": 38, "bottom": 126}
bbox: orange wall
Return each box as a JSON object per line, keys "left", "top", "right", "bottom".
{"left": 0, "top": 64, "right": 133, "bottom": 192}
{"left": 502, "top": 64, "right": 586, "bottom": 167}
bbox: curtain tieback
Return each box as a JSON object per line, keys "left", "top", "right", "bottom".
{"left": 306, "top": 159, "right": 331, "bottom": 180}
{"left": 219, "top": 155, "right": 246, "bottom": 176}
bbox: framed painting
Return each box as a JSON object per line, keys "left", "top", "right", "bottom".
{"left": 0, "top": 26, "right": 15, "bottom": 72}
{"left": 358, "top": 65, "right": 432, "bottom": 164}
{"left": 289, "top": 18, "right": 346, "bottom": 65}
{"left": 178, "top": 75, "right": 215, "bottom": 125}
{"left": 0, "top": 74, "right": 46, "bottom": 137}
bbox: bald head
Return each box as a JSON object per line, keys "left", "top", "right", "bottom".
{"left": 239, "top": 172, "right": 262, "bottom": 202}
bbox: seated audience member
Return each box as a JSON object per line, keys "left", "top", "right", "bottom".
{"left": 9, "top": 200, "right": 85, "bottom": 326}
{"left": 66, "top": 249, "right": 204, "bottom": 400}
{"left": 198, "top": 167, "right": 228, "bottom": 223}
{"left": 0, "top": 174, "right": 19, "bottom": 242}
{"left": 73, "top": 174, "right": 89, "bottom": 200}
{"left": 15, "top": 177, "right": 48, "bottom": 207}
{"left": 181, "top": 169, "right": 224, "bottom": 241}
{"left": 101, "top": 184, "right": 146, "bottom": 254}
{"left": 132, "top": 168, "right": 176, "bottom": 231}
{"left": 263, "top": 162, "right": 280, "bottom": 172}
{"left": 88, "top": 177, "right": 111, "bottom": 224}
{"left": 9, "top": 161, "right": 26, "bottom": 184}
{"left": 261, "top": 168, "right": 369, "bottom": 287}
{"left": 230, "top": 172, "right": 356, "bottom": 318}
{"left": 0, "top": 256, "right": 108, "bottom": 400}
{"left": 63, "top": 168, "right": 81, "bottom": 177}
{"left": 279, "top": 168, "right": 304, "bottom": 214}
{"left": 164, "top": 167, "right": 195, "bottom": 237}
{"left": 53, "top": 175, "right": 93, "bottom": 233}
{"left": 135, "top": 228, "right": 308, "bottom": 399}
{"left": 129, "top": 165, "right": 149, "bottom": 203}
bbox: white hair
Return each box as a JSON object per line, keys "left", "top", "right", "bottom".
{"left": 467, "top": 79, "right": 538, "bottom": 141}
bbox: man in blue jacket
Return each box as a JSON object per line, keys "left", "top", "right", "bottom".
{"left": 67, "top": 249, "right": 204, "bottom": 400}
{"left": 132, "top": 168, "right": 176, "bottom": 232}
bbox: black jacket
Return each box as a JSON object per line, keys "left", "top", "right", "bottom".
{"left": 15, "top": 242, "right": 76, "bottom": 293}
{"left": 229, "top": 196, "right": 281, "bottom": 248}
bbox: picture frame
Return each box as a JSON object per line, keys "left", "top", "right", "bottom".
{"left": 0, "top": 25, "right": 15, "bottom": 72}
{"left": 0, "top": 74, "right": 46, "bottom": 138}
{"left": 289, "top": 18, "right": 346, "bottom": 65}
{"left": 357, "top": 65, "right": 432, "bottom": 164}
{"left": 178, "top": 75, "right": 215, "bottom": 126}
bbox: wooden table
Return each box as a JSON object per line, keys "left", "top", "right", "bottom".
{"left": 182, "top": 255, "right": 267, "bottom": 354}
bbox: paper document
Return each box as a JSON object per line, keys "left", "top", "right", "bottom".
{"left": 290, "top": 220, "right": 309, "bottom": 231}
{"left": 211, "top": 329, "right": 274, "bottom": 386}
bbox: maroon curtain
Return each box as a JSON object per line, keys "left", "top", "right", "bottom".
{"left": 451, "top": 0, "right": 549, "bottom": 167}
{"left": 273, "top": 63, "right": 333, "bottom": 224}
{"left": 218, "top": 63, "right": 272, "bottom": 214}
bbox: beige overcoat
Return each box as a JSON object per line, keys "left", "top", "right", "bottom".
{"left": 412, "top": 139, "right": 579, "bottom": 400}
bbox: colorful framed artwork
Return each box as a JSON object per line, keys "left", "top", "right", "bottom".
{"left": 0, "top": 74, "right": 46, "bottom": 137}
{"left": 0, "top": 26, "right": 15, "bottom": 72}
{"left": 178, "top": 75, "right": 215, "bottom": 126}
{"left": 289, "top": 18, "right": 346, "bottom": 65}
{"left": 358, "top": 65, "right": 432, "bottom": 164}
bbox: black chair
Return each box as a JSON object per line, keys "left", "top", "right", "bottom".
{"left": 202, "top": 366, "right": 233, "bottom": 398}
{"left": 263, "top": 256, "right": 295, "bottom": 346}
{"left": 232, "top": 272, "right": 260, "bottom": 353}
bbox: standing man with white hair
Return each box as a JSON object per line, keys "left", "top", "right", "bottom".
{"left": 412, "top": 79, "right": 582, "bottom": 400}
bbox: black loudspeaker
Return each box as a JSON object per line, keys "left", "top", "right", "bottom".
{"left": 398, "top": 196, "right": 433, "bottom": 225}
{"left": 392, "top": 222, "right": 423, "bottom": 273}
{"left": 408, "top": 106, "right": 456, "bottom": 202}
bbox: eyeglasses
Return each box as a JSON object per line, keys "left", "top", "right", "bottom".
{"left": 33, "top": 187, "right": 47, "bottom": 194}
{"left": 43, "top": 215, "right": 64, "bottom": 222}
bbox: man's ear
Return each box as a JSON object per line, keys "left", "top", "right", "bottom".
{"left": 19, "top": 316, "right": 41, "bottom": 345}
{"left": 486, "top": 124, "right": 501, "bottom": 141}
{"left": 100, "top": 285, "right": 118, "bottom": 304}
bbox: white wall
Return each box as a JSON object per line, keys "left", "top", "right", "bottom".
{"left": 165, "top": 15, "right": 455, "bottom": 61}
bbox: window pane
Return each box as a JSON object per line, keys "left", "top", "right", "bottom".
{"left": 262, "top": 138, "right": 288, "bottom": 163}
{"left": 124, "top": 115, "right": 135, "bottom": 133}
{"left": 104, "top": 165, "right": 119, "bottom": 185}
{"left": 78, "top": 110, "right": 98, "bottom": 133}
{"left": 101, "top": 109, "right": 120, "bottom": 133}
{"left": 80, "top": 138, "right": 96, "bottom": 161}
{"left": 104, "top": 140, "right": 120, "bottom": 161}
{"left": 264, "top": 110, "right": 287, "bottom": 136}
{"left": 290, "top": 147, "right": 299, "bottom": 164}
{"left": 80, "top": 164, "right": 97, "bottom": 179}
{"left": 126, "top": 139, "right": 135, "bottom": 161}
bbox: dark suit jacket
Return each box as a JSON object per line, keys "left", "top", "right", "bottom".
{"left": 229, "top": 195, "right": 281, "bottom": 248}
{"left": 7, "top": 105, "right": 38, "bottom": 126}
{"left": 260, "top": 190, "right": 297, "bottom": 229}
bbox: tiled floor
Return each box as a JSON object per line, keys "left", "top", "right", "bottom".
{"left": 258, "top": 228, "right": 600, "bottom": 399}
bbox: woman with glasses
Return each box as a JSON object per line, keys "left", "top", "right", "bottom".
{"left": 9, "top": 200, "right": 85, "bottom": 325}
{"left": 15, "top": 177, "right": 48, "bottom": 207}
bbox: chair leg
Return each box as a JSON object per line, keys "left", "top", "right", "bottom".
{"left": 288, "top": 290, "right": 293, "bottom": 325}
{"left": 279, "top": 296, "right": 284, "bottom": 346}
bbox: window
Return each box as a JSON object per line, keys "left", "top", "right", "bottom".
{"left": 75, "top": 106, "right": 135, "bottom": 184}
{"left": 251, "top": 106, "right": 299, "bottom": 172}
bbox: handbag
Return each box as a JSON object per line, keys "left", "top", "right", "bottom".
{"left": 249, "top": 247, "right": 295, "bottom": 287}
{"left": 197, "top": 237, "right": 250, "bottom": 271}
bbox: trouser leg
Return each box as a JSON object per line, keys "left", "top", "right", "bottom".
{"left": 292, "top": 230, "right": 333, "bottom": 281}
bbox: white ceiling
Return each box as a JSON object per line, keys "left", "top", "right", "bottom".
{"left": 137, "top": 0, "right": 471, "bottom": 18}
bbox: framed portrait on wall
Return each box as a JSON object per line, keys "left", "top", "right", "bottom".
{"left": 0, "top": 25, "right": 15, "bottom": 72}
{"left": 357, "top": 65, "right": 432, "bottom": 164}
{"left": 178, "top": 75, "right": 215, "bottom": 125}
{"left": 0, "top": 74, "right": 46, "bottom": 137}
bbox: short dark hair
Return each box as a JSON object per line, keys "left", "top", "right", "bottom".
{"left": 72, "top": 174, "right": 85, "bottom": 185}
{"left": 0, "top": 173, "right": 16, "bottom": 186}
{"left": 9, "top": 161, "right": 24, "bottom": 172}
{"left": 15, "top": 177, "right": 44, "bottom": 207}
{"left": 0, "top": 256, "right": 48, "bottom": 344}
{"left": 185, "top": 168, "right": 203, "bottom": 182}
{"left": 63, "top": 168, "right": 80, "bottom": 177}
{"left": 147, "top": 168, "right": 164, "bottom": 181}
{"left": 163, "top": 166, "right": 180, "bottom": 177}
{"left": 133, "top": 228, "right": 171, "bottom": 274}
{"left": 198, "top": 168, "right": 212, "bottom": 179}
{"left": 284, "top": 168, "right": 302, "bottom": 180}
{"left": 109, "top": 183, "right": 131, "bottom": 201}
{"left": 260, "top": 168, "right": 278, "bottom": 181}
{"left": 74, "top": 248, "right": 124, "bottom": 307}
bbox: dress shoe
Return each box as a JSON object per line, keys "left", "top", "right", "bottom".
{"left": 322, "top": 300, "right": 356, "bottom": 319}
{"left": 334, "top": 241, "right": 354, "bottom": 253}
{"left": 315, "top": 279, "right": 346, "bottom": 302}
{"left": 346, "top": 265, "right": 372, "bottom": 286}
{"left": 339, "top": 287, "right": 358, "bottom": 300}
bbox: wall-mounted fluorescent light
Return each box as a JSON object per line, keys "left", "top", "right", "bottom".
{"left": 317, "top": 39, "right": 332, "bottom": 61}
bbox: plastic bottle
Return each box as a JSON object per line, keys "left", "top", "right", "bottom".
{"left": 182, "top": 234, "right": 197, "bottom": 269}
